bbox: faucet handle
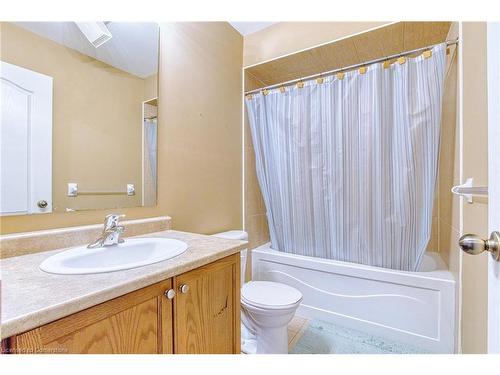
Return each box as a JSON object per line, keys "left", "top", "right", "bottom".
{"left": 104, "top": 213, "right": 125, "bottom": 228}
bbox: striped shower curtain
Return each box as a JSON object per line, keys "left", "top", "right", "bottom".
{"left": 245, "top": 43, "right": 446, "bottom": 271}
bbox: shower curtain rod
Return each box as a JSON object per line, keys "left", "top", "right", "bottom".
{"left": 244, "top": 38, "right": 459, "bottom": 95}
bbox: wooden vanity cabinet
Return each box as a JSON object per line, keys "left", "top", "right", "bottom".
{"left": 173, "top": 253, "right": 240, "bottom": 354}
{"left": 10, "top": 254, "right": 240, "bottom": 354}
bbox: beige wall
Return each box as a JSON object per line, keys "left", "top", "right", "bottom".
{"left": 144, "top": 74, "right": 158, "bottom": 101}
{"left": 243, "top": 22, "right": 389, "bottom": 67}
{"left": 245, "top": 22, "right": 452, "bottom": 92}
{"left": 460, "top": 22, "right": 489, "bottom": 354}
{"left": 1, "top": 22, "right": 243, "bottom": 235}
{"left": 1, "top": 23, "right": 147, "bottom": 212}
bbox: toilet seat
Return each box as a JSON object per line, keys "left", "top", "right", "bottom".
{"left": 241, "top": 281, "right": 302, "bottom": 310}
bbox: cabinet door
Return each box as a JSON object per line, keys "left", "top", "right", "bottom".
{"left": 12, "top": 279, "right": 173, "bottom": 354}
{"left": 173, "top": 254, "right": 240, "bottom": 354}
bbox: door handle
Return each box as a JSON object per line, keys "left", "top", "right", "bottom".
{"left": 459, "top": 231, "right": 500, "bottom": 261}
{"left": 37, "top": 200, "right": 48, "bottom": 209}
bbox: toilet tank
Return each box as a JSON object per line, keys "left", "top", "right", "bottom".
{"left": 211, "top": 230, "right": 248, "bottom": 286}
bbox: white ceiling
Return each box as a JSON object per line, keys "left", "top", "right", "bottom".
{"left": 15, "top": 22, "right": 159, "bottom": 78}
{"left": 229, "top": 22, "right": 276, "bottom": 36}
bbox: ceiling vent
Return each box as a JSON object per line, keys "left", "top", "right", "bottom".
{"left": 75, "top": 22, "right": 112, "bottom": 48}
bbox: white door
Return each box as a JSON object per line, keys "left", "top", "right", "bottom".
{"left": 487, "top": 22, "right": 500, "bottom": 353}
{"left": 0, "top": 61, "right": 53, "bottom": 215}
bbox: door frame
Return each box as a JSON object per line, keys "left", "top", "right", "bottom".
{"left": 487, "top": 22, "right": 500, "bottom": 354}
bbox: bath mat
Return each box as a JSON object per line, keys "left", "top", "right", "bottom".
{"left": 290, "top": 319, "right": 429, "bottom": 354}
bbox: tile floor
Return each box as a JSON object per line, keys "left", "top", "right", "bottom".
{"left": 287, "top": 316, "right": 309, "bottom": 351}
{"left": 287, "top": 316, "right": 428, "bottom": 354}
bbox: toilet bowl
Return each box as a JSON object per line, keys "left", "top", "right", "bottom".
{"left": 241, "top": 281, "right": 302, "bottom": 353}
{"left": 212, "top": 230, "right": 303, "bottom": 354}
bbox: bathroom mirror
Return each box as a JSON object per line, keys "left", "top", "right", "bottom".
{"left": 0, "top": 22, "right": 159, "bottom": 215}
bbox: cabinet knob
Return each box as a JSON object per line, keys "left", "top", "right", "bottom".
{"left": 179, "top": 284, "right": 190, "bottom": 294}
{"left": 164, "top": 289, "right": 176, "bottom": 299}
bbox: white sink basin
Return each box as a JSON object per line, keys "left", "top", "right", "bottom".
{"left": 39, "top": 238, "right": 188, "bottom": 275}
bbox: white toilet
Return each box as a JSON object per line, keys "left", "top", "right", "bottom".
{"left": 212, "top": 230, "right": 302, "bottom": 354}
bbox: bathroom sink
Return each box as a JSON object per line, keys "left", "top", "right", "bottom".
{"left": 39, "top": 238, "right": 188, "bottom": 275}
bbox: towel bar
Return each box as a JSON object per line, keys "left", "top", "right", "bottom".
{"left": 67, "top": 183, "right": 135, "bottom": 197}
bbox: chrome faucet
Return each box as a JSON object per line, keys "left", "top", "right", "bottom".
{"left": 88, "top": 214, "right": 126, "bottom": 249}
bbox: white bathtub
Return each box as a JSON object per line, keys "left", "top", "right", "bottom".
{"left": 251, "top": 243, "right": 456, "bottom": 353}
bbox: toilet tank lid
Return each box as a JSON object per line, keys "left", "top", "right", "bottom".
{"left": 212, "top": 230, "right": 248, "bottom": 241}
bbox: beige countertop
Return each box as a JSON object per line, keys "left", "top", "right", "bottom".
{"left": 0, "top": 230, "right": 246, "bottom": 339}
